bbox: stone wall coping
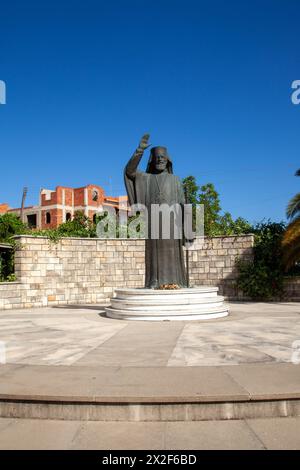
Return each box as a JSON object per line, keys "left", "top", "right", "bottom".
{"left": 13, "top": 234, "right": 255, "bottom": 241}
{"left": 0, "top": 281, "right": 22, "bottom": 286}
{"left": 196, "top": 234, "right": 254, "bottom": 239}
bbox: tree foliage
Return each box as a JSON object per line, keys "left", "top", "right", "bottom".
{"left": 0, "top": 213, "right": 28, "bottom": 243}
{"left": 236, "top": 221, "right": 286, "bottom": 300}
{"left": 182, "top": 177, "right": 252, "bottom": 236}
{"left": 282, "top": 169, "right": 300, "bottom": 271}
{"left": 182, "top": 176, "right": 199, "bottom": 206}
{"left": 0, "top": 213, "right": 28, "bottom": 281}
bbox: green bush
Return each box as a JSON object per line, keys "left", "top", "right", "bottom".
{"left": 0, "top": 213, "right": 28, "bottom": 243}
{"left": 0, "top": 213, "right": 28, "bottom": 282}
{"left": 0, "top": 250, "right": 15, "bottom": 282}
{"left": 182, "top": 177, "right": 253, "bottom": 236}
{"left": 34, "top": 211, "right": 94, "bottom": 241}
{"left": 33, "top": 210, "right": 145, "bottom": 240}
{"left": 236, "top": 221, "right": 286, "bottom": 300}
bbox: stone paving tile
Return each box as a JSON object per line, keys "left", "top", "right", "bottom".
{"left": 0, "top": 418, "right": 80, "bottom": 450}
{"left": 0, "top": 364, "right": 248, "bottom": 401}
{"left": 0, "top": 364, "right": 119, "bottom": 400}
{"left": 223, "top": 363, "right": 300, "bottom": 399}
{"left": 164, "top": 421, "right": 264, "bottom": 450}
{"left": 0, "top": 417, "right": 14, "bottom": 433}
{"left": 246, "top": 417, "right": 300, "bottom": 450}
{"left": 0, "top": 315, "right": 126, "bottom": 366}
{"left": 0, "top": 418, "right": 288, "bottom": 450}
{"left": 0, "top": 364, "right": 25, "bottom": 378}
{"left": 0, "top": 303, "right": 299, "bottom": 367}
{"left": 75, "top": 321, "right": 184, "bottom": 367}
{"left": 108, "top": 366, "right": 248, "bottom": 401}
{"left": 229, "top": 302, "right": 300, "bottom": 315}
{"left": 70, "top": 421, "right": 166, "bottom": 450}
{"left": 168, "top": 312, "right": 300, "bottom": 366}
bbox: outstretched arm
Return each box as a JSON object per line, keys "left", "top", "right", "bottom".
{"left": 125, "top": 134, "right": 151, "bottom": 179}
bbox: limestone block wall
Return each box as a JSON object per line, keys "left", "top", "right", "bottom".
{"left": 0, "top": 282, "right": 26, "bottom": 310}
{"left": 0, "top": 234, "right": 256, "bottom": 310}
{"left": 11, "top": 236, "right": 146, "bottom": 309}
{"left": 1, "top": 234, "right": 298, "bottom": 310}
{"left": 187, "top": 236, "right": 254, "bottom": 298}
{"left": 283, "top": 277, "right": 300, "bottom": 301}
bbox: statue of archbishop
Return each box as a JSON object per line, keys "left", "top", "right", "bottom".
{"left": 124, "top": 134, "right": 188, "bottom": 289}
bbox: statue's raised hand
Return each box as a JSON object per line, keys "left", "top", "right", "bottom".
{"left": 138, "top": 133, "right": 151, "bottom": 151}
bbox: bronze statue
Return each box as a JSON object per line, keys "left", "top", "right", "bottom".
{"left": 125, "top": 134, "right": 187, "bottom": 288}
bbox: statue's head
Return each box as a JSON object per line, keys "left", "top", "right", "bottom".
{"left": 146, "top": 146, "right": 173, "bottom": 174}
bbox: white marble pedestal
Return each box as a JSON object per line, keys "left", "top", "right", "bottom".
{"left": 105, "top": 287, "right": 229, "bottom": 321}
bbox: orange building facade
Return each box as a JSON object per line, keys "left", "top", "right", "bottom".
{"left": 0, "top": 185, "right": 128, "bottom": 229}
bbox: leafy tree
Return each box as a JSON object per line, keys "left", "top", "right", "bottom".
{"left": 282, "top": 169, "right": 300, "bottom": 271}
{"left": 218, "top": 213, "right": 253, "bottom": 236}
{"left": 182, "top": 176, "right": 199, "bottom": 205}
{"left": 182, "top": 177, "right": 253, "bottom": 236}
{"left": 236, "top": 221, "right": 286, "bottom": 299}
{"left": 0, "top": 213, "right": 28, "bottom": 243}
{"left": 197, "top": 182, "right": 252, "bottom": 236}
{"left": 33, "top": 211, "right": 94, "bottom": 240}
{"left": 182, "top": 176, "right": 200, "bottom": 232}
{"left": 232, "top": 216, "right": 253, "bottom": 235}
{"left": 57, "top": 210, "right": 93, "bottom": 237}
{"left": 198, "top": 183, "right": 222, "bottom": 236}
{"left": 0, "top": 213, "right": 28, "bottom": 281}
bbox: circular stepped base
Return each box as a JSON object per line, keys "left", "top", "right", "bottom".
{"left": 105, "top": 286, "right": 229, "bottom": 321}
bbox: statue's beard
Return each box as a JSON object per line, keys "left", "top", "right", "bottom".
{"left": 146, "top": 158, "right": 173, "bottom": 174}
{"left": 154, "top": 165, "right": 168, "bottom": 173}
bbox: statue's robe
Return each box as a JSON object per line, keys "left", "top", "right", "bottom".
{"left": 125, "top": 148, "right": 187, "bottom": 288}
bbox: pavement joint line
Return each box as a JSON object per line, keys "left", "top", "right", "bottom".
{"left": 0, "top": 418, "right": 15, "bottom": 433}
{"left": 68, "top": 421, "right": 85, "bottom": 448}
{"left": 67, "top": 322, "right": 129, "bottom": 366}
{"left": 220, "top": 366, "right": 251, "bottom": 399}
{"left": 162, "top": 422, "right": 169, "bottom": 449}
{"left": 165, "top": 323, "right": 186, "bottom": 367}
{"left": 0, "top": 363, "right": 26, "bottom": 375}
{"left": 244, "top": 419, "right": 268, "bottom": 450}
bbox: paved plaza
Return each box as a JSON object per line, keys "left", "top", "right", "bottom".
{"left": 0, "top": 301, "right": 300, "bottom": 449}
{"left": 0, "top": 302, "right": 299, "bottom": 367}
{"left": 0, "top": 417, "right": 300, "bottom": 450}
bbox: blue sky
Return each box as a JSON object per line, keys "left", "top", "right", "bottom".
{"left": 0, "top": 0, "right": 299, "bottom": 223}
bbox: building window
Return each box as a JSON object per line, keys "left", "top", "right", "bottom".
{"left": 27, "top": 214, "right": 37, "bottom": 229}
{"left": 46, "top": 212, "right": 51, "bottom": 224}
{"left": 66, "top": 212, "right": 72, "bottom": 221}
{"left": 92, "top": 189, "right": 99, "bottom": 201}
